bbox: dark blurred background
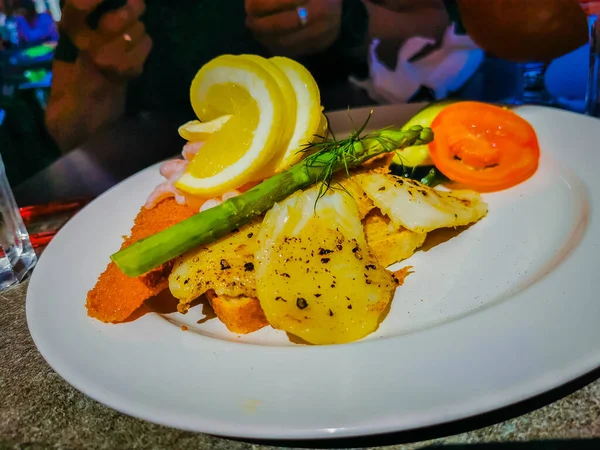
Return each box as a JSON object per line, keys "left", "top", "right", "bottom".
{"left": 0, "top": 0, "right": 61, "bottom": 187}
{"left": 0, "top": 0, "right": 591, "bottom": 192}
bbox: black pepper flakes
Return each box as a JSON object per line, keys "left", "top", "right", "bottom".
{"left": 231, "top": 228, "right": 240, "bottom": 233}
{"left": 247, "top": 232, "right": 254, "bottom": 238}
{"left": 296, "top": 298, "right": 308, "bottom": 309}
{"left": 275, "top": 296, "right": 287, "bottom": 302}
{"left": 365, "top": 264, "right": 376, "bottom": 270}
{"left": 281, "top": 273, "right": 291, "bottom": 278}
{"left": 321, "top": 257, "right": 330, "bottom": 264}
{"left": 378, "top": 186, "right": 386, "bottom": 191}
{"left": 315, "top": 293, "right": 321, "bottom": 298}
{"left": 365, "top": 279, "right": 372, "bottom": 285}
{"left": 220, "top": 259, "right": 231, "bottom": 270}
{"left": 244, "top": 262, "right": 254, "bottom": 272}
{"left": 183, "top": 279, "right": 189, "bottom": 285}
{"left": 352, "top": 246, "right": 359, "bottom": 253}
{"left": 329, "top": 309, "right": 334, "bottom": 317}
{"left": 336, "top": 244, "right": 343, "bottom": 251}
{"left": 348, "top": 305, "right": 353, "bottom": 310}
{"left": 319, "top": 248, "right": 333, "bottom": 255}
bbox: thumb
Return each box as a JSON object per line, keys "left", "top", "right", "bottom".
{"left": 60, "top": 0, "right": 104, "bottom": 51}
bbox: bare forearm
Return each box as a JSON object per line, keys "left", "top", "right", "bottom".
{"left": 46, "top": 59, "right": 127, "bottom": 152}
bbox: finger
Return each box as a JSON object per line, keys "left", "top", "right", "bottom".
{"left": 92, "top": 26, "right": 151, "bottom": 77}
{"left": 246, "top": 8, "right": 302, "bottom": 36}
{"left": 60, "top": 1, "right": 98, "bottom": 42}
{"left": 61, "top": 6, "right": 96, "bottom": 50}
{"left": 256, "top": 20, "right": 338, "bottom": 56}
{"left": 245, "top": 0, "right": 304, "bottom": 17}
{"left": 128, "top": 35, "right": 153, "bottom": 67}
{"left": 60, "top": 0, "right": 106, "bottom": 50}
{"left": 117, "top": 34, "right": 153, "bottom": 77}
{"left": 91, "top": 21, "right": 145, "bottom": 65}
{"left": 364, "top": 0, "right": 443, "bottom": 12}
{"left": 115, "top": 20, "right": 147, "bottom": 50}
{"left": 68, "top": 0, "right": 104, "bottom": 11}
{"left": 98, "top": 0, "right": 146, "bottom": 35}
{"left": 91, "top": 35, "right": 151, "bottom": 80}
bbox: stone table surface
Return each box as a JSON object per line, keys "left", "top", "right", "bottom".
{"left": 2, "top": 280, "right": 600, "bottom": 450}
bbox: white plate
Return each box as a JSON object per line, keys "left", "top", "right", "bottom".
{"left": 26, "top": 104, "right": 600, "bottom": 440}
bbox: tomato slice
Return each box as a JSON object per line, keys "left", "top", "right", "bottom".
{"left": 428, "top": 102, "right": 540, "bottom": 192}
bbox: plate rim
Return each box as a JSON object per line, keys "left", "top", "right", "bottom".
{"left": 26, "top": 104, "right": 600, "bottom": 439}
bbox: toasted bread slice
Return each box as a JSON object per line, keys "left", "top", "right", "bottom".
{"left": 205, "top": 290, "right": 268, "bottom": 335}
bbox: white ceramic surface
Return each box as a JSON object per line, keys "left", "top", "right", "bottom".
{"left": 26, "top": 105, "right": 600, "bottom": 439}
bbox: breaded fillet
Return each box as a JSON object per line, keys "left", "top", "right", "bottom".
{"left": 86, "top": 199, "right": 196, "bottom": 323}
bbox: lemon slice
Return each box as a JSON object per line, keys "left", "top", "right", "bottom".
{"left": 178, "top": 115, "right": 232, "bottom": 142}
{"left": 176, "top": 55, "right": 286, "bottom": 196}
{"left": 240, "top": 55, "right": 296, "bottom": 153}
{"left": 268, "top": 56, "right": 324, "bottom": 171}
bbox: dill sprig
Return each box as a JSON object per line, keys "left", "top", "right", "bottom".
{"left": 300, "top": 110, "right": 432, "bottom": 202}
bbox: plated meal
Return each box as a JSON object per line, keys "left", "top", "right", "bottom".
{"left": 28, "top": 87, "right": 600, "bottom": 438}
{"left": 85, "top": 54, "right": 540, "bottom": 345}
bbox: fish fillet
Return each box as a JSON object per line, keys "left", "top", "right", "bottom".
{"left": 86, "top": 199, "right": 196, "bottom": 323}
{"left": 355, "top": 173, "right": 488, "bottom": 233}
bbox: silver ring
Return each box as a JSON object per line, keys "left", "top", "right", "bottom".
{"left": 297, "top": 6, "right": 308, "bottom": 27}
{"left": 122, "top": 33, "right": 134, "bottom": 50}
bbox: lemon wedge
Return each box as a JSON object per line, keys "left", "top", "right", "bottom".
{"left": 178, "top": 115, "right": 232, "bottom": 142}
{"left": 268, "top": 56, "right": 325, "bottom": 171}
{"left": 176, "top": 55, "right": 286, "bottom": 196}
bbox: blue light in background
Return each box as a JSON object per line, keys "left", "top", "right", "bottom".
{"left": 546, "top": 44, "right": 588, "bottom": 109}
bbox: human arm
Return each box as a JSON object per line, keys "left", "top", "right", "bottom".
{"left": 45, "top": 0, "right": 151, "bottom": 152}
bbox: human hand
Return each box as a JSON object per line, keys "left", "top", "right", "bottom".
{"left": 245, "top": 0, "right": 342, "bottom": 57}
{"left": 363, "top": 0, "right": 444, "bottom": 12}
{"left": 59, "top": 0, "right": 152, "bottom": 80}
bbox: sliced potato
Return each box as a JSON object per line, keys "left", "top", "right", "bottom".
{"left": 169, "top": 220, "right": 262, "bottom": 313}
{"left": 255, "top": 187, "right": 396, "bottom": 345}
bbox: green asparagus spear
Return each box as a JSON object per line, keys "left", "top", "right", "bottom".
{"left": 111, "top": 123, "right": 433, "bottom": 277}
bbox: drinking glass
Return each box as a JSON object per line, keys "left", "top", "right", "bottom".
{"left": 581, "top": 0, "right": 600, "bottom": 116}
{"left": 505, "top": 62, "right": 557, "bottom": 106}
{"left": 0, "top": 153, "right": 37, "bottom": 290}
{"left": 450, "top": 0, "right": 590, "bottom": 108}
